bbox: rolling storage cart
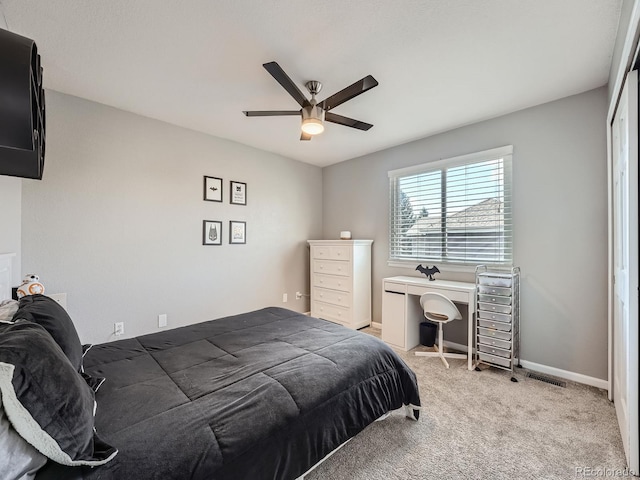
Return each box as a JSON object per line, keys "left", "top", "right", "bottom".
{"left": 475, "top": 265, "right": 520, "bottom": 382}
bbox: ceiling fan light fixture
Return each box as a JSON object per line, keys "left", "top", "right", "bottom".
{"left": 301, "top": 105, "right": 325, "bottom": 135}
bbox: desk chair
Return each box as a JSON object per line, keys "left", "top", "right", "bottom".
{"left": 415, "top": 292, "right": 467, "bottom": 368}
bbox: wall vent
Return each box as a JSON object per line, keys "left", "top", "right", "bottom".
{"left": 525, "top": 372, "right": 567, "bottom": 388}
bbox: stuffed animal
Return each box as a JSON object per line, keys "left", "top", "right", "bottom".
{"left": 16, "top": 274, "right": 45, "bottom": 298}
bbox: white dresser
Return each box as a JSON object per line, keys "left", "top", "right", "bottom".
{"left": 0, "top": 253, "right": 15, "bottom": 301}
{"left": 307, "top": 240, "right": 373, "bottom": 329}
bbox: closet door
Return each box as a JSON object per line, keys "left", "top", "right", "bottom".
{"left": 612, "top": 69, "right": 639, "bottom": 473}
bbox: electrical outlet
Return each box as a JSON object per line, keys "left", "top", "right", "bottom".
{"left": 282, "top": 293, "right": 288, "bottom": 303}
{"left": 114, "top": 322, "right": 124, "bottom": 336}
{"left": 158, "top": 314, "right": 167, "bottom": 328}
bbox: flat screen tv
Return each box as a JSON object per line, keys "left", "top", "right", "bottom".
{"left": 0, "top": 28, "right": 45, "bottom": 180}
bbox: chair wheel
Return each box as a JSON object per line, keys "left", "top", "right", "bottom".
{"left": 510, "top": 377, "right": 518, "bottom": 383}
{"left": 475, "top": 366, "right": 481, "bottom": 372}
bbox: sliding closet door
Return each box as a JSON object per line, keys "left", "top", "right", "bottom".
{"left": 612, "top": 69, "right": 639, "bottom": 473}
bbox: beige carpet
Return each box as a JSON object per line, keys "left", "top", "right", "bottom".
{"left": 305, "top": 327, "right": 626, "bottom": 480}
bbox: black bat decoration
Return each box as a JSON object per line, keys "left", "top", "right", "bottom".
{"left": 209, "top": 186, "right": 218, "bottom": 192}
{"left": 416, "top": 264, "right": 440, "bottom": 281}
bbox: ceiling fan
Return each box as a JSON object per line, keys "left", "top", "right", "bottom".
{"left": 243, "top": 61, "right": 378, "bottom": 141}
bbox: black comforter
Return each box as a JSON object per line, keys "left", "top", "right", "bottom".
{"left": 37, "top": 307, "right": 420, "bottom": 480}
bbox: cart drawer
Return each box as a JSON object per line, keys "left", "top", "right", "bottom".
{"left": 478, "top": 318, "right": 511, "bottom": 332}
{"left": 477, "top": 274, "right": 512, "bottom": 288}
{"left": 477, "top": 334, "right": 511, "bottom": 350}
{"left": 478, "top": 285, "right": 512, "bottom": 296}
{"left": 478, "top": 310, "right": 512, "bottom": 323}
{"left": 478, "top": 343, "right": 511, "bottom": 358}
{"left": 478, "top": 294, "right": 511, "bottom": 305}
{"left": 478, "top": 302, "right": 511, "bottom": 314}
{"left": 478, "top": 352, "right": 512, "bottom": 368}
{"left": 477, "top": 326, "right": 512, "bottom": 341}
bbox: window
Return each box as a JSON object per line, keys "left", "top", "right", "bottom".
{"left": 388, "top": 146, "right": 512, "bottom": 267}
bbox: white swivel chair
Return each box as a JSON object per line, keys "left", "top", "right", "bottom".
{"left": 415, "top": 292, "right": 467, "bottom": 368}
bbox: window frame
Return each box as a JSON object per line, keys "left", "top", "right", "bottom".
{"left": 388, "top": 145, "right": 513, "bottom": 271}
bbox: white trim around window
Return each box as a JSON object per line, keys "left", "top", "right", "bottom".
{"left": 388, "top": 145, "right": 513, "bottom": 268}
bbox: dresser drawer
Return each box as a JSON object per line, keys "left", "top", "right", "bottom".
{"left": 314, "top": 273, "right": 351, "bottom": 292}
{"left": 313, "top": 287, "right": 351, "bottom": 308}
{"left": 313, "top": 246, "right": 351, "bottom": 261}
{"left": 477, "top": 334, "right": 511, "bottom": 350}
{"left": 477, "top": 326, "right": 512, "bottom": 341}
{"left": 478, "top": 343, "right": 511, "bottom": 358}
{"left": 313, "top": 260, "right": 351, "bottom": 277}
{"left": 313, "top": 301, "right": 350, "bottom": 325}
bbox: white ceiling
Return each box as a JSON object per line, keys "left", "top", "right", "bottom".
{"left": 1, "top": 0, "right": 622, "bottom": 167}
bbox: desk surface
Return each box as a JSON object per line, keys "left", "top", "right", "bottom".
{"left": 384, "top": 275, "right": 476, "bottom": 294}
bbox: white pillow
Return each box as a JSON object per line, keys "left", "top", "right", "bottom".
{"left": 0, "top": 300, "right": 19, "bottom": 323}
{"left": 0, "top": 394, "right": 47, "bottom": 480}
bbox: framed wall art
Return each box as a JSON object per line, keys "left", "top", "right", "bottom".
{"left": 229, "top": 221, "right": 246, "bottom": 244}
{"left": 204, "top": 176, "right": 223, "bottom": 202}
{"left": 203, "top": 220, "right": 222, "bottom": 245}
{"left": 230, "top": 181, "right": 247, "bottom": 205}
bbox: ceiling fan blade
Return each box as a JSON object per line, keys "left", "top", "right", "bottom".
{"left": 243, "top": 110, "right": 300, "bottom": 117}
{"left": 263, "top": 62, "right": 309, "bottom": 108}
{"left": 325, "top": 112, "right": 373, "bottom": 131}
{"left": 300, "top": 131, "right": 312, "bottom": 141}
{"left": 320, "top": 75, "right": 378, "bottom": 111}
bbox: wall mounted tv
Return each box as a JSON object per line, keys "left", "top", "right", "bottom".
{"left": 0, "top": 28, "right": 45, "bottom": 180}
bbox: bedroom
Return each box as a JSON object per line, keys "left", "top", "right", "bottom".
{"left": 0, "top": 0, "right": 637, "bottom": 479}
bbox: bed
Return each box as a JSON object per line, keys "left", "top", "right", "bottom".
{"left": 0, "top": 295, "right": 420, "bottom": 480}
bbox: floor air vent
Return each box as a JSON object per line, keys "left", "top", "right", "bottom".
{"left": 525, "top": 372, "right": 567, "bottom": 388}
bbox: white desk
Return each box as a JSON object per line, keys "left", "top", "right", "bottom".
{"left": 381, "top": 275, "right": 476, "bottom": 370}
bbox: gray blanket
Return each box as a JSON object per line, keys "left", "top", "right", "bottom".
{"left": 37, "top": 307, "right": 420, "bottom": 480}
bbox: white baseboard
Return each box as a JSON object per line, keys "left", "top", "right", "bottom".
{"left": 371, "top": 321, "right": 382, "bottom": 330}
{"left": 518, "top": 360, "right": 608, "bottom": 390}
{"left": 440, "top": 340, "right": 607, "bottom": 390}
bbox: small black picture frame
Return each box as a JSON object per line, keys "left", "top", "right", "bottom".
{"left": 230, "top": 181, "right": 247, "bottom": 205}
{"left": 229, "top": 221, "right": 246, "bottom": 244}
{"left": 204, "top": 176, "right": 223, "bottom": 202}
{"left": 203, "top": 220, "right": 222, "bottom": 245}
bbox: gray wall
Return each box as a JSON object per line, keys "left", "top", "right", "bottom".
{"left": 21, "top": 91, "right": 322, "bottom": 344}
{"left": 322, "top": 87, "right": 608, "bottom": 380}
{"left": 0, "top": 175, "right": 21, "bottom": 284}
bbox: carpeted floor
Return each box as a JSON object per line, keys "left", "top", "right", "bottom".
{"left": 305, "top": 327, "right": 627, "bottom": 480}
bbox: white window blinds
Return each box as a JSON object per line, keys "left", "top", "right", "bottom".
{"left": 388, "top": 146, "right": 513, "bottom": 266}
